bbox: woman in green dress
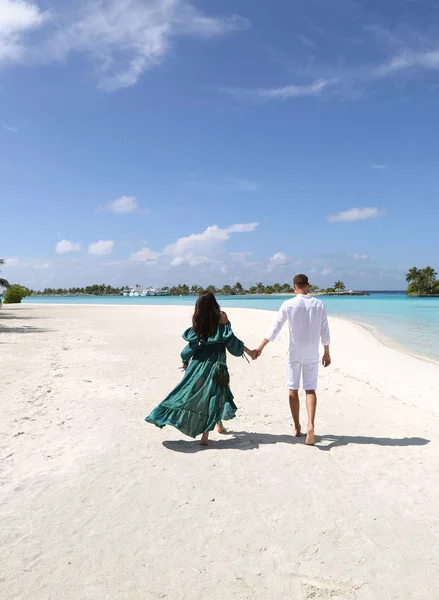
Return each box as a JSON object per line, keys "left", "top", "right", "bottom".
{"left": 145, "top": 292, "right": 257, "bottom": 445}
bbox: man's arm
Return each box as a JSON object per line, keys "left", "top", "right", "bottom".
{"left": 321, "top": 307, "right": 331, "bottom": 367}
{"left": 256, "top": 305, "right": 287, "bottom": 357}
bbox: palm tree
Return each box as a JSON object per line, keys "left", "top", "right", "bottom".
{"left": 333, "top": 280, "right": 346, "bottom": 292}
{"left": 406, "top": 266, "right": 438, "bottom": 295}
{"left": 423, "top": 266, "right": 437, "bottom": 291}
{"left": 191, "top": 284, "right": 203, "bottom": 295}
{"left": 0, "top": 258, "right": 10, "bottom": 289}
{"left": 406, "top": 267, "right": 422, "bottom": 284}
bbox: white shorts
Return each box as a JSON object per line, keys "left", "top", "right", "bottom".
{"left": 286, "top": 362, "right": 319, "bottom": 391}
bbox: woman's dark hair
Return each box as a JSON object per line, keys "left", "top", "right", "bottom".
{"left": 192, "top": 291, "right": 221, "bottom": 339}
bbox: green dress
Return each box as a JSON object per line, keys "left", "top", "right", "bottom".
{"left": 145, "top": 321, "right": 245, "bottom": 438}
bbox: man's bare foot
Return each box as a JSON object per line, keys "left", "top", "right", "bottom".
{"left": 305, "top": 427, "right": 315, "bottom": 446}
{"left": 200, "top": 432, "right": 209, "bottom": 446}
{"left": 216, "top": 423, "right": 227, "bottom": 434}
{"left": 293, "top": 425, "right": 303, "bottom": 437}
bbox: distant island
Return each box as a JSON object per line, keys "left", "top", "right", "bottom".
{"left": 26, "top": 280, "right": 369, "bottom": 297}
{"left": 406, "top": 266, "right": 439, "bottom": 297}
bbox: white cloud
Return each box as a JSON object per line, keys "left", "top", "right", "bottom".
{"left": 327, "top": 207, "right": 385, "bottom": 223}
{"left": 164, "top": 222, "right": 258, "bottom": 257}
{"left": 3, "top": 256, "right": 20, "bottom": 267}
{"left": 0, "top": 0, "right": 47, "bottom": 64}
{"left": 169, "top": 254, "right": 212, "bottom": 267}
{"left": 170, "top": 256, "right": 186, "bottom": 267}
{"left": 2, "top": 257, "right": 51, "bottom": 269}
{"left": 88, "top": 240, "right": 115, "bottom": 255}
{"left": 162, "top": 222, "right": 258, "bottom": 268}
{"left": 129, "top": 247, "right": 160, "bottom": 263}
{"left": 28, "top": 0, "right": 249, "bottom": 91}
{"left": 224, "top": 78, "right": 338, "bottom": 101}
{"left": 260, "top": 80, "right": 334, "bottom": 99}
{"left": 226, "top": 223, "right": 258, "bottom": 233}
{"left": 164, "top": 225, "right": 228, "bottom": 257}
{"left": 56, "top": 239, "right": 81, "bottom": 253}
{"left": 229, "top": 251, "right": 251, "bottom": 262}
{"left": 270, "top": 252, "right": 288, "bottom": 265}
{"left": 106, "top": 195, "right": 138, "bottom": 214}
{"left": 353, "top": 254, "right": 369, "bottom": 260}
{"left": 321, "top": 267, "right": 333, "bottom": 277}
{"left": 371, "top": 164, "right": 388, "bottom": 170}
{"left": 377, "top": 50, "right": 439, "bottom": 77}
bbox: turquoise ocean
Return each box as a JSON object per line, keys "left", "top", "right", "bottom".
{"left": 17, "top": 292, "right": 439, "bottom": 363}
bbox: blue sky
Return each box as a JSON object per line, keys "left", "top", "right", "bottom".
{"left": 1, "top": 0, "right": 438, "bottom": 290}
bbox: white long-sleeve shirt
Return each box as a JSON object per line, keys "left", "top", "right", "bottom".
{"left": 266, "top": 294, "right": 331, "bottom": 364}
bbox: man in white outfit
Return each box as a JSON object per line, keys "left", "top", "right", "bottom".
{"left": 256, "top": 274, "right": 331, "bottom": 446}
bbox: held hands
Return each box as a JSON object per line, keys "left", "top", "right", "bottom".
{"left": 246, "top": 349, "right": 259, "bottom": 361}
{"left": 247, "top": 348, "right": 263, "bottom": 361}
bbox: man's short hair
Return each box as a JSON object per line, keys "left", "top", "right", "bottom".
{"left": 293, "top": 274, "right": 309, "bottom": 288}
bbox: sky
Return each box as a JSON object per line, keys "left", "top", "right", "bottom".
{"left": 1, "top": 0, "right": 439, "bottom": 291}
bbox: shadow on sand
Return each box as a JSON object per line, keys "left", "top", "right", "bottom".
{"left": 317, "top": 434, "right": 430, "bottom": 451}
{"left": 0, "top": 313, "right": 44, "bottom": 321}
{"left": 163, "top": 430, "right": 430, "bottom": 453}
{"left": 0, "top": 325, "right": 52, "bottom": 334}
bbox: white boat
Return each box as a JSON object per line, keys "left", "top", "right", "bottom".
{"left": 145, "top": 286, "right": 168, "bottom": 296}
{"left": 123, "top": 285, "right": 169, "bottom": 297}
{"left": 125, "top": 284, "right": 142, "bottom": 297}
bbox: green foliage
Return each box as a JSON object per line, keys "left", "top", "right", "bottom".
{"left": 406, "top": 266, "right": 438, "bottom": 295}
{"left": 333, "top": 280, "right": 346, "bottom": 292}
{"left": 0, "top": 258, "right": 10, "bottom": 289}
{"left": 3, "top": 284, "right": 30, "bottom": 304}
{"left": 26, "top": 279, "right": 330, "bottom": 298}
{"left": 281, "top": 283, "right": 293, "bottom": 293}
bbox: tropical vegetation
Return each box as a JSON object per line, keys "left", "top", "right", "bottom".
{"left": 3, "top": 284, "right": 31, "bottom": 304}
{"left": 406, "top": 266, "right": 439, "bottom": 296}
{"left": 33, "top": 284, "right": 125, "bottom": 296}
{"left": 0, "top": 258, "right": 10, "bottom": 289}
{"left": 25, "top": 280, "right": 355, "bottom": 296}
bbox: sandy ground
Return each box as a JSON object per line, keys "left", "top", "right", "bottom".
{"left": 1, "top": 304, "right": 438, "bottom": 600}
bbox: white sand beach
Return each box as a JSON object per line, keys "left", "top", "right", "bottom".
{"left": 1, "top": 304, "right": 439, "bottom": 600}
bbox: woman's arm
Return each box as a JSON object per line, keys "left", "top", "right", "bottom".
{"left": 181, "top": 342, "right": 197, "bottom": 366}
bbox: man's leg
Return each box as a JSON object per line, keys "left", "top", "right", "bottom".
{"left": 303, "top": 363, "right": 319, "bottom": 446}
{"left": 288, "top": 390, "right": 302, "bottom": 436}
{"left": 305, "top": 391, "right": 317, "bottom": 445}
{"left": 286, "top": 362, "right": 302, "bottom": 436}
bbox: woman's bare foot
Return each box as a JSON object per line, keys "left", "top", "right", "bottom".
{"left": 216, "top": 423, "right": 227, "bottom": 434}
{"left": 305, "top": 427, "right": 315, "bottom": 446}
{"left": 200, "top": 432, "right": 209, "bottom": 446}
{"left": 293, "top": 424, "right": 302, "bottom": 437}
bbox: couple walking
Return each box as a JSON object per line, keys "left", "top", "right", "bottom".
{"left": 145, "top": 274, "right": 331, "bottom": 446}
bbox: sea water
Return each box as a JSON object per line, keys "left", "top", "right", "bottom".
{"left": 19, "top": 293, "right": 439, "bottom": 363}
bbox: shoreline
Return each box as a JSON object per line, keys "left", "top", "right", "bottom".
{"left": 6, "top": 302, "right": 439, "bottom": 367}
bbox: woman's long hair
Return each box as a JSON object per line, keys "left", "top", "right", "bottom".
{"left": 192, "top": 291, "right": 221, "bottom": 339}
